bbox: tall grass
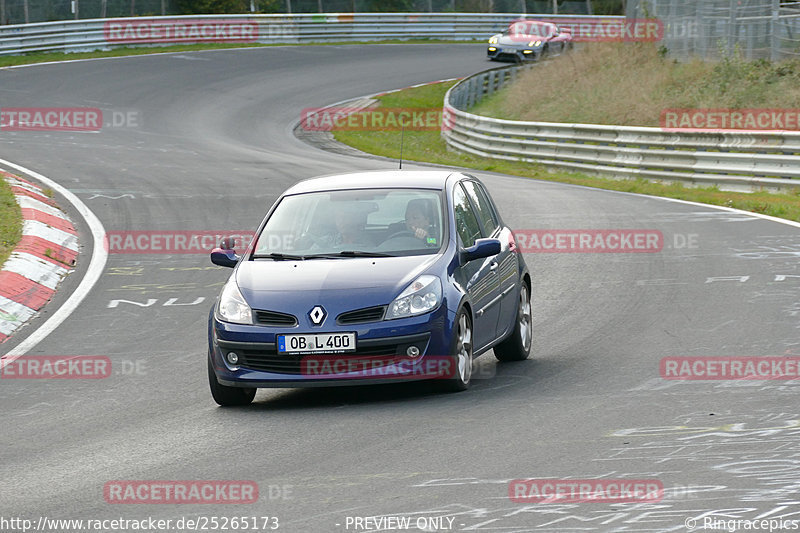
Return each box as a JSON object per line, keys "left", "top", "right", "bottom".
{"left": 472, "top": 43, "right": 800, "bottom": 126}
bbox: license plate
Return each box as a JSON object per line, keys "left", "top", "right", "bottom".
{"left": 277, "top": 333, "right": 356, "bottom": 354}
{"left": 503, "top": 48, "right": 517, "bottom": 53}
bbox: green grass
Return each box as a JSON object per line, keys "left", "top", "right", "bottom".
{"left": 0, "top": 39, "right": 481, "bottom": 68}
{"left": 334, "top": 80, "right": 800, "bottom": 222}
{"left": 0, "top": 177, "right": 23, "bottom": 267}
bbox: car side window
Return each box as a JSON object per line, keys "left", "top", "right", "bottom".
{"left": 462, "top": 181, "right": 499, "bottom": 236}
{"left": 453, "top": 184, "right": 482, "bottom": 248}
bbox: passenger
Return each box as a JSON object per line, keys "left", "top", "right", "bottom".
{"left": 334, "top": 209, "right": 370, "bottom": 246}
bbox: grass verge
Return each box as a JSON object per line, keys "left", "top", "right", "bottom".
{"left": 0, "top": 177, "right": 23, "bottom": 267}
{"left": 333, "top": 80, "right": 800, "bottom": 222}
{"left": 0, "top": 39, "right": 480, "bottom": 68}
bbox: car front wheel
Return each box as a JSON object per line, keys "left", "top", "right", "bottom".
{"left": 208, "top": 355, "right": 256, "bottom": 406}
{"left": 494, "top": 283, "right": 532, "bottom": 362}
{"left": 440, "top": 309, "right": 473, "bottom": 392}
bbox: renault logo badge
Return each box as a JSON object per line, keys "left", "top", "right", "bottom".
{"left": 308, "top": 306, "right": 327, "bottom": 326}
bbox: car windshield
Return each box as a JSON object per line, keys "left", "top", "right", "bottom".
{"left": 252, "top": 188, "right": 445, "bottom": 258}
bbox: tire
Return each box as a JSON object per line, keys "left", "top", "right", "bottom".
{"left": 208, "top": 356, "right": 256, "bottom": 406}
{"left": 440, "top": 308, "right": 473, "bottom": 392}
{"left": 494, "top": 282, "right": 532, "bottom": 362}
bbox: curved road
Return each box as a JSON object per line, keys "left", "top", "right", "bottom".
{"left": 2, "top": 44, "right": 800, "bottom": 532}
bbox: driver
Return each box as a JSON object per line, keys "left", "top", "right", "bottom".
{"left": 404, "top": 200, "right": 432, "bottom": 240}
{"left": 388, "top": 199, "right": 435, "bottom": 242}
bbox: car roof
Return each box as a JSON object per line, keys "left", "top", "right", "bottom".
{"left": 284, "top": 170, "right": 459, "bottom": 195}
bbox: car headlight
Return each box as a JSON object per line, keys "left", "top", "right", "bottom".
{"left": 488, "top": 36, "right": 498, "bottom": 44}
{"left": 529, "top": 40, "right": 542, "bottom": 47}
{"left": 386, "top": 275, "right": 442, "bottom": 320}
{"left": 216, "top": 280, "right": 253, "bottom": 325}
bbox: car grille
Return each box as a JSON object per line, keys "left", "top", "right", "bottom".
{"left": 254, "top": 310, "right": 297, "bottom": 327}
{"left": 219, "top": 334, "right": 430, "bottom": 375}
{"left": 337, "top": 306, "right": 386, "bottom": 325}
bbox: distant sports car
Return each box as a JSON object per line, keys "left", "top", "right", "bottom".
{"left": 487, "top": 20, "right": 573, "bottom": 62}
{"left": 207, "top": 170, "right": 532, "bottom": 406}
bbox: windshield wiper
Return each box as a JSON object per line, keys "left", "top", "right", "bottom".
{"left": 305, "top": 251, "right": 396, "bottom": 258}
{"left": 251, "top": 252, "right": 308, "bottom": 261}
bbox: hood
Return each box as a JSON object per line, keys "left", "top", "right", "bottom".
{"left": 235, "top": 255, "right": 440, "bottom": 316}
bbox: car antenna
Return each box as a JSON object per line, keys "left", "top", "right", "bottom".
{"left": 399, "top": 124, "right": 404, "bottom": 170}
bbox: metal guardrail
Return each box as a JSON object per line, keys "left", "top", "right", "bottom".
{"left": 0, "top": 13, "right": 621, "bottom": 56}
{"left": 442, "top": 66, "right": 800, "bottom": 192}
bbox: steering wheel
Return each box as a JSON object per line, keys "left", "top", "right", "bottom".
{"left": 385, "top": 230, "right": 417, "bottom": 240}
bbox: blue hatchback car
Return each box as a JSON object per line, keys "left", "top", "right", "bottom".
{"left": 207, "top": 170, "right": 531, "bottom": 406}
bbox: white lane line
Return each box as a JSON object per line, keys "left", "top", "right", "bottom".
{"left": 483, "top": 169, "right": 800, "bottom": 230}
{"left": 0, "top": 159, "right": 107, "bottom": 359}
{"left": 653, "top": 196, "right": 800, "bottom": 229}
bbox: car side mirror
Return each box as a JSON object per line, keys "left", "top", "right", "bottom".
{"left": 461, "top": 238, "right": 501, "bottom": 264}
{"left": 211, "top": 247, "right": 239, "bottom": 268}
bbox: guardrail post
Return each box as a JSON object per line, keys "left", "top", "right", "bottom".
{"left": 771, "top": 0, "right": 780, "bottom": 61}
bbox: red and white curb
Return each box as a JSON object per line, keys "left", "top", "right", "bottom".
{"left": 0, "top": 170, "right": 78, "bottom": 344}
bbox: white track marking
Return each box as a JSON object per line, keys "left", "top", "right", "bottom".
{"left": 16, "top": 195, "right": 66, "bottom": 217}
{"left": 2, "top": 253, "right": 69, "bottom": 290}
{"left": 22, "top": 220, "right": 79, "bottom": 250}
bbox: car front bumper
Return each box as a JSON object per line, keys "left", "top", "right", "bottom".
{"left": 208, "top": 304, "right": 454, "bottom": 388}
{"left": 487, "top": 46, "right": 540, "bottom": 61}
